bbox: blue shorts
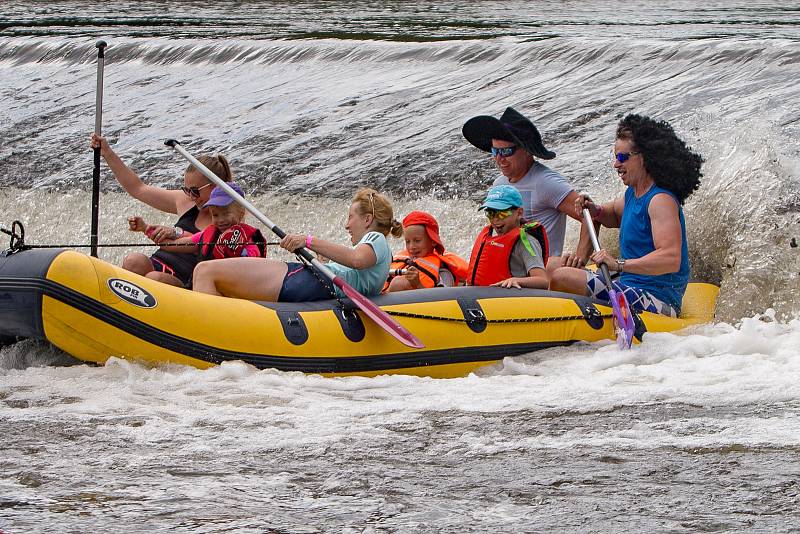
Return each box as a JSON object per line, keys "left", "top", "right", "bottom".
{"left": 585, "top": 270, "right": 679, "bottom": 318}
{"left": 278, "top": 262, "right": 336, "bottom": 302}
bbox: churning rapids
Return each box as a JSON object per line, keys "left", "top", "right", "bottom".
{"left": 2, "top": 2, "right": 800, "bottom": 532}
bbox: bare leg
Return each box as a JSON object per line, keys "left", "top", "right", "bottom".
{"left": 386, "top": 277, "right": 413, "bottom": 292}
{"left": 122, "top": 252, "right": 155, "bottom": 276}
{"left": 145, "top": 271, "right": 184, "bottom": 287}
{"left": 193, "top": 257, "right": 289, "bottom": 300}
{"left": 549, "top": 266, "right": 590, "bottom": 295}
{"left": 545, "top": 255, "right": 567, "bottom": 278}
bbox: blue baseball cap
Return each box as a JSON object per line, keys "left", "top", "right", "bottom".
{"left": 202, "top": 183, "right": 245, "bottom": 209}
{"left": 479, "top": 184, "right": 523, "bottom": 211}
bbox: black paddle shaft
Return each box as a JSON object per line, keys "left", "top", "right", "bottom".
{"left": 90, "top": 40, "right": 107, "bottom": 258}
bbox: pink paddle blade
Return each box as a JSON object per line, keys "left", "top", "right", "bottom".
{"left": 608, "top": 288, "right": 635, "bottom": 349}
{"left": 333, "top": 277, "right": 425, "bottom": 349}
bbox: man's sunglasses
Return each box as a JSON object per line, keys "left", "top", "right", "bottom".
{"left": 181, "top": 183, "right": 212, "bottom": 198}
{"left": 613, "top": 151, "right": 640, "bottom": 163}
{"left": 490, "top": 146, "right": 517, "bottom": 158}
{"left": 484, "top": 208, "right": 514, "bottom": 220}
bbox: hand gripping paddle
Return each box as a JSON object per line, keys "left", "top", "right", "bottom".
{"left": 582, "top": 208, "right": 635, "bottom": 349}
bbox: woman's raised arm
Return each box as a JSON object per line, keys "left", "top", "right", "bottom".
{"left": 91, "top": 134, "right": 183, "bottom": 214}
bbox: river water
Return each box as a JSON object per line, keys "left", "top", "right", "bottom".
{"left": 2, "top": 2, "right": 800, "bottom": 532}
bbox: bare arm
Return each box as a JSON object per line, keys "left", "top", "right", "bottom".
{"left": 595, "top": 197, "right": 623, "bottom": 229}
{"left": 575, "top": 193, "right": 624, "bottom": 229}
{"left": 156, "top": 235, "right": 198, "bottom": 253}
{"left": 281, "top": 234, "right": 377, "bottom": 269}
{"left": 490, "top": 267, "right": 549, "bottom": 289}
{"left": 522, "top": 267, "right": 549, "bottom": 289}
{"left": 91, "top": 134, "right": 183, "bottom": 214}
{"left": 623, "top": 194, "right": 683, "bottom": 275}
{"left": 590, "top": 193, "right": 683, "bottom": 275}
{"left": 558, "top": 190, "right": 582, "bottom": 222}
{"left": 557, "top": 190, "right": 594, "bottom": 265}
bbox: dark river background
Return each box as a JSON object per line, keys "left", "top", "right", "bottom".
{"left": 1, "top": 2, "right": 800, "bottom": 532}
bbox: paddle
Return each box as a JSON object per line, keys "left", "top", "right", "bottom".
{"left": 164, "top": 139, "right": 425, "bottom": 349}
{"left": 582, "top": 208, "right": 635, "bottom": 349}
{"left": 90, "top": 40, "right": 107, "bottom": 258}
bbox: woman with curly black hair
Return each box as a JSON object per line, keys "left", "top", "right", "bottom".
{"left": 550, "top": 114, "right": 703, "bottom": 317}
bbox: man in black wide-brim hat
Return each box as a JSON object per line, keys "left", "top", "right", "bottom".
{"left": 463, "top": 107, "right": 591, "bottom": 267}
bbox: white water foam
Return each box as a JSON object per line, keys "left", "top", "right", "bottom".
{"left": 3, "top": 311, "right": 799, "bottom": 451}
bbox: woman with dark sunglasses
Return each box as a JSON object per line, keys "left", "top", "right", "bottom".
{"left": 89, "top": 134, "right": 232, "bottom": 286}
{"left": 549, "top": 114, "right": 703, "bottom": 317}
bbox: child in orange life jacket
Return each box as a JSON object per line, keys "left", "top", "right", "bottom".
{"left": 385, "top": 211, "right": 469, "bottom": 292}
{"left": 129, "top": 183, "right": 266, "bottom": 287}
{"left": 468, "top": 184, "right": 550, "bottom": 289}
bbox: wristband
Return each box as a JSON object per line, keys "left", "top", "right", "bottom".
{"left": 305, "top": 234, "right": 313, "bottom": 248}
{"left": 144, "top": 227, "right": 155, "bottom": 238}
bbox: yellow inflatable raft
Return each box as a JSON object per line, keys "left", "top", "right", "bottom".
{"left": 0, "top": 249, "right": 718, "bottom": 378}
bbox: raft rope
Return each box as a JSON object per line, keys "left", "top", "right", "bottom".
{"left": 2, "top": 221, "right": 614, "bottom": 326}
{"left": 1, "top": 220, "right": 278, "bottom": 254}
{"left": 383, "top": 309, "right": 612, "bottom": 324}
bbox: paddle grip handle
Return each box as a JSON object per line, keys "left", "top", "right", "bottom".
{"left": 93, "top": 41, "right": 106, "bottom": 135}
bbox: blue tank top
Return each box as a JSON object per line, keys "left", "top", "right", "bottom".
{"left": 619, "top": 185, "right": 689, "bottom": 311}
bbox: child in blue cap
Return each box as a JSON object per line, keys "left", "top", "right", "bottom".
{"left": 466, "top": 184, "right": 550, "bottom": 289}
{"left": 129, "top": 183, "right": 266, "bottom": 287}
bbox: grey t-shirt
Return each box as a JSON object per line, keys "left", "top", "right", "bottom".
{"left": 493, "top": 161, "right": 573, "bottom": 256}
{"left": 509, "top": 237, "right": 545, "bottom": 277}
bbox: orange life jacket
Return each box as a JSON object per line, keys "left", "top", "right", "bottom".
{"left": 384, "top": 249, "right": 470, "bottom": 289}
{"left": 468, "top": 221, "right": 549, "bottom": 286}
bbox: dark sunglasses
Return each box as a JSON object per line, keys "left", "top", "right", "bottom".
{"left": 613, "top": 151, "right": 640, "bottom": 163}
{"left": 484, "top": 208, "right": 514, "bottom": 220}
{"left": 181, "top": 183, "right": 212, "bottom": 198}
{"left": 491, "top": 146, "right": 517, "bottom": 158}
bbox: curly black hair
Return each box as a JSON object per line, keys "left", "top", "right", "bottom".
{"left": 616, "top": 114, "right": 703, "bottom": 204}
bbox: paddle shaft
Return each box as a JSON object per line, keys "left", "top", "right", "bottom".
{"left": 164, "top": 139, "right": 425, "bottom": 349}
{"left": 582, "top": 208, "right": 614, "bottom": 287}
{"left": 90, "top": 40, "right": 107, "bottom": 258}
{"left": 582, "top": 207, "right": 635, "bottom": 349}
{"left": 164, "top": 140, "right": 336, "bottom": 278}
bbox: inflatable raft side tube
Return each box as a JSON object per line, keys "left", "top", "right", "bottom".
{"left": 38, "top": 272, "right": 577, "bottom": 371}
{"left": 0, "top": 249, "right": 63, "bottom": 339}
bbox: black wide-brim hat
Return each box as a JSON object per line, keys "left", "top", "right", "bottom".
{"left": 462, "top": 107, "right": 556, "bottom": 160}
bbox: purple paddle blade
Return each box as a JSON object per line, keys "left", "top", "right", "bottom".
{"left": 332, "top": 276, "right": 425, "bottom": 349}
{"left": 608, "top": 287, "right": 635, "bottom": 349}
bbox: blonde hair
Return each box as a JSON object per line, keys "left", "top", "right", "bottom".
{"left": 352, "top": 188, "right": 402, "bottom": 238}
{"left": 186, "top": 154, "right": 232, "bottom": 182}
